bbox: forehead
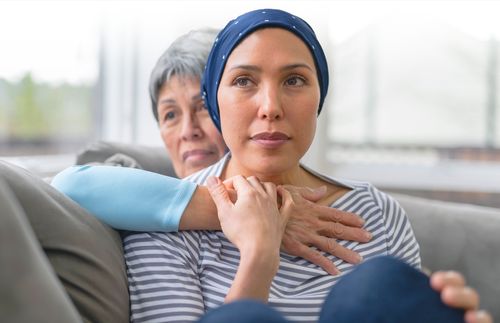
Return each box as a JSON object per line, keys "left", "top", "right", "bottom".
{"left": 226, "top": 27, "right": 315, "bottom": 65}
{"left": 158, "top": 75, "right": 201, "bottom": 97}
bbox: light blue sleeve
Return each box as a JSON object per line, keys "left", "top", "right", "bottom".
{"left": 51, "top": 165, "right": 197, "bottom": 232}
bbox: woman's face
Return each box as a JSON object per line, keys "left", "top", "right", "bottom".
{"left": 157, "top": 75, "right": 226, "bottom": 178}
{"left": 217, "top": 28, "right": 320, "bottom": 177}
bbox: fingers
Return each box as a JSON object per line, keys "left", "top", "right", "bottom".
{"left": 430, "top": 271, "right": 465, "bottom": 291}
{"left": 230, "top": 175, "right": 254, "bottom": 192}
{"left": 206, "top": 176, "right": 233, "bottom": 217}
{"left": 262, "top": 181, "right": 277, "bottom": 197}
{"left": 442, "top": 286, "right": 479, "bottom": 311}
{"left": 431, "top": 271, "right": 479, "bottom": 311}
{"left": 322, "top": 207, "right": 365, "bottom": 228}
{"left": 311, "top": 236, "right": 362, "bottom": 264}
{"left": 318, "top": 220, "right": 372, "bottom": 242}
{"left": 465, "top": 310, "right": 493, "bottom": 323}
{"left": 282, "top": 184, "right": 327, "bottom": 202}
{"left": 247, "top": 176, "right": 277, "bottom": 199}
{"left": 283, "top": 238, "right": 340, "bottom": 275}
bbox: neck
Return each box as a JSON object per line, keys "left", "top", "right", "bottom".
{"left": 222, "top": 156, "right": 308, "bottom": 186}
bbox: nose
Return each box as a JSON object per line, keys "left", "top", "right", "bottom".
{"left": 180, "top": 111, "right": 204, "bottom": 140}
{"left": 258, "top": 84, "right": 284, "bottom": 121}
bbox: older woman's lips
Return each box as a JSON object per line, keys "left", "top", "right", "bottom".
{"left": 183, "top": 149, "right": 214, "bottom": 162}
{"left": 251, "top": 132, "right": 290, "bottom": 149}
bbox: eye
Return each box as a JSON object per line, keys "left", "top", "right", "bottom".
{"left": 285, "top": 76, "right": 306, "bottom": 87}
{"left": 161, "top": 109, "right": 179, "bottom": 126}
{"left": 233, "top": 77, "right": 253, "bottom": 88}
{"left": 164, "top": 110, "right": 176, "bottom": 120}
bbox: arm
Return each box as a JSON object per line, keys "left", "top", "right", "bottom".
{"left": 206, "top": 176, "right": 286, "bottom": 302}
{"left": 52, "top": 165, "right": 369, "bottom": 273}
{"left": 51, "top": 165, "right": 198, "bottom": 231}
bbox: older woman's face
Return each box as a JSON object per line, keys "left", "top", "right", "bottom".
{"left": 217, "top": 28, "right": 320, "bottom": 176}
{"left": 157, "top": 76, "right": 226, "bottom": 178}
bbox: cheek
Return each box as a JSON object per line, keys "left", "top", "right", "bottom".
{"left": 160, "top": 127, "right": 181, "bottom": 160}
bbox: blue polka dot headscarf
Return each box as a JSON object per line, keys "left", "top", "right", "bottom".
{"left": 202, "top": 8, "right": 329, "bottom": 131}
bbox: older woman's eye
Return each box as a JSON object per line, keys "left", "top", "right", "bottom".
{"left": 163, "top": 110, "right": 177, "bottom": 122}
{"left": 285, "top": 76, "right": 306, "bottom": 87}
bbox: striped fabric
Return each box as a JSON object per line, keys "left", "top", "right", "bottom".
{"left": 124, "top": 154, "right": 421, "bottom": 322}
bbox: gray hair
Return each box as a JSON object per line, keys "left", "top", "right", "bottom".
{"left": 149, "top": 27, "right": 219, "bottom": 121}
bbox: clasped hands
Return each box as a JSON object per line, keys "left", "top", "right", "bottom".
{"left": 205, "top": 175, "right": 492, "bottom": 323}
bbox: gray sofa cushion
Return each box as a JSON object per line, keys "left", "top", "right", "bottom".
{"left": 76, "top": 141, "right": 175, "bottom": 177}
{"left": 0, "top": 161, "right": 129, "bottom": 322}
{"left": 394, "top": 193, "right": 500, "bottom": 321}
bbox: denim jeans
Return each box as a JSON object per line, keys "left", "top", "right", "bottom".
{"left": 198, "top": 256, "right": 464, "bottom": 323}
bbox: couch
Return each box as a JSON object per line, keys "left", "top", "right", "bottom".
{"left": 1, "top": 141, "right": 499, "bottom": 322}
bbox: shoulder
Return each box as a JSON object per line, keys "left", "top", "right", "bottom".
{"left": 184, "top": 153, "right": 230, "bottom": 185}
{"left": 323, "top": 174, "right": 403, "bottom": 215}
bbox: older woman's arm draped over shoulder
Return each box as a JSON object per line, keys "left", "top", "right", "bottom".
{"left": 51, "top": 165, "right": 219, "bottom": 231}
{"left": 52, "top": 164, "right": 370, "bottom": 275}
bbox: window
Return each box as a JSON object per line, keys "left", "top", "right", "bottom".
{"left": 0, "top": 2, "right": 101, "bottom": 156}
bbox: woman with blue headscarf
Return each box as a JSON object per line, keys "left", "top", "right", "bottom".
{"left": 123, "top": 8, "right": 491, "bottom": 323}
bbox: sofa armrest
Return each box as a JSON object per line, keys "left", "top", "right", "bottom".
{"left": 393, "top": 193, "right": 500, "bottom": 321}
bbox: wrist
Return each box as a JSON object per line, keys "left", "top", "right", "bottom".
{"left": 240, "top": 244, "right": 280, "bottom": 276}
{"left": 225, "top": 246, "right": 280, "bottom": 303}
{"left": 179, "top": 186, "right": 220, "bottom": 230}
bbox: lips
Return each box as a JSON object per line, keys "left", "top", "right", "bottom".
{"left": 182, "top": 149, "right": 214, "bottom": 161}
{"left": 251, "top": 132, "right": 290, "bottom": 149}
{"left": 251, "top": 132, "right": 290, "bottom": 141}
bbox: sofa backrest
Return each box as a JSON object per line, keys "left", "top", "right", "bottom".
{"left": 394, "top": 193, "right": 500, "bottom": 321}
{"left": 77, "top": 141, "right": 500, "bottom": 321}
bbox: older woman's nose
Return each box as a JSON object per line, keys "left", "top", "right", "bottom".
{"left": 258, "top": 86, "right": 284, "bottom": 121}
{"left": 180, "top": 113, "right": 204, "bottom": 140}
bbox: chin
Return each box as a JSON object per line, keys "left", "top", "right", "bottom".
{"left": 187, "top": 158, "right": 218, "bottom": 172}
{"left": 252, "top": 154, "right": 297, "bottom": 174}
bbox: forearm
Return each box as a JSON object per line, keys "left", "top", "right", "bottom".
{"left": 225, "top": 247, "right": 279, "bottom": 303}
{"left": 179, "top": 186, "right": 220, "bottom": 230}
{"left": 52, "top": 165, "right": 196, "bottom": 231}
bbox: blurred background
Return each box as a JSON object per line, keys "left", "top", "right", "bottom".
{"left": 1, "top": 0, "right": 500, "bottom": 207}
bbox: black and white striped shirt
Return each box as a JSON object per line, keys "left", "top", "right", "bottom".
{"left": 124, "top": 154, "right": 421, "bottom": 322}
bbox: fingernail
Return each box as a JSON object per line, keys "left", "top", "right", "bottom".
{"left": 351, "top": 251, "right": 363, "bottom": 262}
{"left": 330, "top": 267, "right": 341, "bottom": 276}
{"left": 365, "top": 231, "right": 372, "bottom": 240}
{"left": 206, "top": 176, "right": 217, "bottom": 187}
{"left": 476, "top": 310, "right": 489, "bottom": 320}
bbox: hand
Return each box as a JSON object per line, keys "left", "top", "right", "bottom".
{"left": 207, "top": 175, "right": 293, "bottom": 302}
{"left": 206, "top": 175, "right": 287, "bottom": 262}
{"left": 277, "top": 184, "right": 371, "bottom": 275}
{"left": 430, "top": 271, "right": 492, "bottom": 323}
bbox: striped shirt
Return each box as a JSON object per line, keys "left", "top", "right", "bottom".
{"left": 123, "top": 154, "right": 421, "bottom": 322}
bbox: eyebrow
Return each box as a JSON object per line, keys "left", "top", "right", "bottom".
{"left": 158, "top": 94, "right": 202, "bottom": 105}
{"left": 229, "top": 63, "right": 313, "bottom": 72}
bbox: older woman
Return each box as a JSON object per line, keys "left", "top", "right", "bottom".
{"left": 122, "top": 9, "right": 491, "bottom": 323}
{"left": 149, "top": 28, "right": 227, "bottom": 178}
